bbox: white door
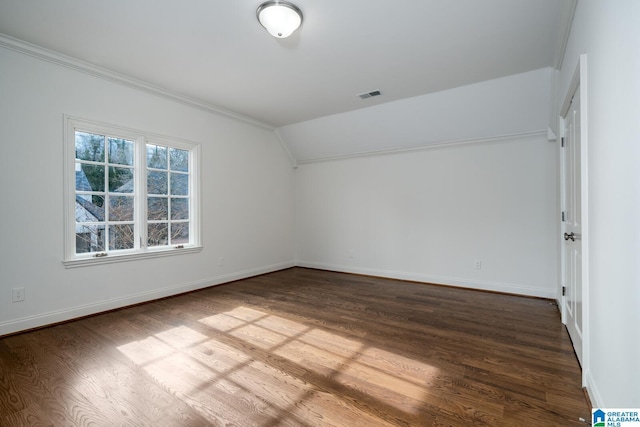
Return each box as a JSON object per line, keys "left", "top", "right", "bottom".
{"left": 562, "top": 87, "right": 583, "bottom": 366}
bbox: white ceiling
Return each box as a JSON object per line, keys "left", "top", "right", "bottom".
{"left": 0, "top": 0, "right": 575, "bottom": 128}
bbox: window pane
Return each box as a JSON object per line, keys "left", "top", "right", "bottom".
{"left": 171, "top": 222, "right": 189, "bottom": 244}
{"left": 68, "top": 119, "right": 200, "bottom": 261}
{"left": 147, "top": 144, "right": 167, "bottom": 169}
{"left": 148, "top": 171, "right": 168, "bottom": 195}
{"left": 109, "top": 224, "right": 134, "bottom": 250}
{"left": 148, "top": 223, "right": 168, "bottom": 247}
{"left": 79, "top": 164, "right": 105, "bottom": 192}
{"left": 75, "top": 131, "right": 105, "bottom": 162}
{"left": 148, "top": 197, "right": 168, "bottom": 220}
{"left": 170, "top": 198, "right": 189, "bottom": 220}
{"left": 75, "top": 224, "right": 105, "bottom": 253}
{"left": 75, "top": 195, "right": 105, "bottom": 222}
{"left": 109, "top": 196, "right": 134, "bottom": 221}
{"left": 108, "top": 138, "right": 134, "bottom": 166}
{"left": 170, "top": 148, "right": 189, "bottom": 172}
{"left": 109, "top": 166, "right": 134, "bottom": 193}
{"left": 170, "top": 173, "right": 188, "bottom": 196}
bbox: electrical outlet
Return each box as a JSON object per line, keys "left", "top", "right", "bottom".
{"left": 218, "top": 257, "right": 225, "bottom": 266}
{"left": 12, "top": 287, "right": 25, "bottom": 303}
{"left": 475, "top": 260, "right": 482, "bottom": 270}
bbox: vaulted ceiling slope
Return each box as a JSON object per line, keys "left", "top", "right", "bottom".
{"left": 0, "top": 0, "right": 575, "bottom": 130}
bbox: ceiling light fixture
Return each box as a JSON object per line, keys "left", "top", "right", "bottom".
{"left": 256, "top": 1, "right": 303, "bottom": 38}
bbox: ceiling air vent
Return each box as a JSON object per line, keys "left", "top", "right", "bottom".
{"left": 358, "top": 90, "right": 382, "bottom": 99}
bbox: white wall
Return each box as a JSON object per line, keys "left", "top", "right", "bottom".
{"left": 294, "top": 67, "right": 558, "bottom": 298}
{"left": 0, "top": 44, "right": 296, "bottom": 335}
{"left": 279, "top": 68, "right": 554, "bottom": 163}
{"left": 558, "top": 0, "right": 640, "bottom": 408}
{"left": 295, "top": 133, "right": 558, "bottom": 298}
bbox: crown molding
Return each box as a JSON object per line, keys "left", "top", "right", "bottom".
{"left": 274, "top": 129, "right": 298, "bottom": 168}
{"left": 295, "top": 130, "right": 548, "bottom": 165}
{"left": 0, "top": 33, "right": 275, "bottom": 131}
{"left": 553, "top": 0, "right": 578, "bottom": 70}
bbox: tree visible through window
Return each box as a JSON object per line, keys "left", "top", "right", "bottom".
{"left": 65, "top": 117, "right": 200, "bottom": 264}
{"left": 146, "top": 144, "right": 190, "bottom": 247}
{"left": 75, "top": 131, "right": 135, "bottom": 253}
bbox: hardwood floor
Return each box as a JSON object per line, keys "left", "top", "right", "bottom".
{"left": 0, "top": 267, "right": 590, "bottom": 426}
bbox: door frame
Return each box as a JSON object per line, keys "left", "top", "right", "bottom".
{"left": 559, "top": 54, "right": 589, "bottom": 386}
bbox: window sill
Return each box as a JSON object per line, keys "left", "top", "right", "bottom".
{"left": 62, "top": 246, "right": 202, "bottom": 269}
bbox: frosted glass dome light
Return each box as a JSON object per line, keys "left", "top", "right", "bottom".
{"left": 257, "top": 1, "right": 303, "bottom": 38}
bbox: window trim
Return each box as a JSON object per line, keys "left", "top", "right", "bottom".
{"left": 63, "top": 115, "right": 202, "bottom": 268}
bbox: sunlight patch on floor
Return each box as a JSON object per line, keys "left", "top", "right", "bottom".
{"left": 198, "top": 312, "right": 249, "bottom": 331}
{"left": 200, "top": 307, "right": 440, "bottom": 415}
{"left": 359, "top": 346, "right": 441, "bottom": 387}
{"left": 154, "top": 325, "right": 208, "bottom": 349}
{"left": 115, "top": 306, "right": 440, "bottom": 422}
{"left": 117, "top": 335, "right": 174, "bottom": 365}
{"left": 336, "top": 357, "right": 429, "bottom": 400}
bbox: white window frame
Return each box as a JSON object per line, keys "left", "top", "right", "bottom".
{"left": 63, "top": 115, "right": 202, "bottom": 268}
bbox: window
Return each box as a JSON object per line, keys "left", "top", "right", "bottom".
{"left": 64, "top": 116, "right": 201, "bottom": 267}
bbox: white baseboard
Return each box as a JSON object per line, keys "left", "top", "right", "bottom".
{"left": 585, "top": 369, "right": 603, "bottom": 408}
{"left": 1, "top": 260, "right": 554, "bottom": 336}
{"left": 296, "top": 261, "right": 556, "bottom": 298}
{"left": 0, "top": 261, "right": 295, "bottom": 336}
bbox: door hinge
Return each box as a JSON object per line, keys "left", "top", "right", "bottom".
{"left": 562, "top": 286, "right": 566, "bottom": 296}
{"left": 561, "top": 137, "right": 565, "bottom": 147}
{"left": 561, "top": 211, "right": 566, "bottom": 222}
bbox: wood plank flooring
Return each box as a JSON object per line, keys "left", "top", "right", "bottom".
{"left": 0, "top": 267, "right": 590, "bottom": 426}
